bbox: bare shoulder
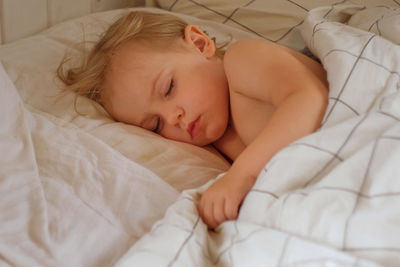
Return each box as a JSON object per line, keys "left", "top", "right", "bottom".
{"left": 223, "top": 39, "right": 293, "bottom": 100}
{"left": 223, "top": 39, "right": 281, "bottom": 82}
{"left": 224, "top": 38, "right": 279, "bottom": 58}
{"left": 223, "top": 39, "right": 328, "bottom": 100}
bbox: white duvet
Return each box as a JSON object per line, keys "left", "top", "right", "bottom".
{"left": 0, "top": 62, "right": 179, "bottom": 266}
{"left": 117, "top": 5, "right": 400, "bottom": 267}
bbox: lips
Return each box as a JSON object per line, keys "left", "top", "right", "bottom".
{"left": 187, "top": 116, "right": 201, "bottom": 138}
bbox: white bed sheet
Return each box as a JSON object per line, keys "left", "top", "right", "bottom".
{"left": 0, "top": 7, "right": 237, "bottom": 267}
{"left": 0, "top": 8, "right": 233, "bottom": 193}
{"left": 117, "top": 4, "right": 400, "bottom": 267}
{"left": 0, "top": 62, "right": 179, "bottom": 266}
{"left": 1, "top": 1, "right": 399, "bottom": 266}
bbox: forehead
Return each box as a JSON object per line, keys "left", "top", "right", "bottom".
{"left": 111, "top": 41, "right": 158, "bottom": 70}
{"left": 102, "top": 41, "right": 164, "bottom": 124}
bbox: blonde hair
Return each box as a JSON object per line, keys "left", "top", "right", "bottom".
{"left": 57, "top": 11, "right": 225, "bottom": 107}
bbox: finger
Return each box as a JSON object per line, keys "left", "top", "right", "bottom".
{"left": 198, "top": 195, "right": 213, "bottom": 228}
{"left": 203, "top": 201, "right": 218, "bottom": 229}
{"left": 224, "top": 198, "right": 239, "bottom": 221}
{"left": 213, "top": 198, "right": 228, "bottom": 226}
{"left": 198, "top": 193, "right": 212, "bottom": 218}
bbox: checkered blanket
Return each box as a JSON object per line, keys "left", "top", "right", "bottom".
{"left": 117, "top": 4, "right": 400, "bottom": 267}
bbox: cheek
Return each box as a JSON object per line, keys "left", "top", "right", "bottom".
{"left": 214, "top": 97, "right": 230, "bottom": 135}
{"left": 160, "top": 126, "right": 187, "bottom": 143}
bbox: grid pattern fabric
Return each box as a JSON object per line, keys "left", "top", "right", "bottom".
{"left": 117, "top": 2, "right": 400, "bottom": 267}
{"left": 156, "top": 0, "right": 397, "bottom": 50}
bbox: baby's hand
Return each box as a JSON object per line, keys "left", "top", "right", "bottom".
{"left": 197, "top": 171, "right": 255, "bottom": 229}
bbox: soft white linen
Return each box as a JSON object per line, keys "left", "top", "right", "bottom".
{"left": 0, "top": 8, "right": 231, "bottom": 193}
{"left": 0, "top": 7, "right": 249, "bottom": 266}
{"left": 117, "top": 4, "right": 400, "bottom": 267}
{"left": 0, "top": 62, "right": 179, "bottom": 266}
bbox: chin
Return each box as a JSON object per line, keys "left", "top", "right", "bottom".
{"left": 206, "top": 121, "right": 228, "bottom": 144}
{"left": 191, "top": 134, "right": 219, "bottom": 147}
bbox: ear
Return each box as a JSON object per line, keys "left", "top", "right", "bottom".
{"left": 184, "top": 25, "right": 216, "bottom": 58}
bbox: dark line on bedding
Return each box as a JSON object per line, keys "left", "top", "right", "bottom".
{"left": 288, "top": 133, "right": 400, "bottom": 199}
{"left": 186, "top": 0, "right": 270, "bottom": 40}
{"left": 342, "top": 137, "right": 379, "bottom": 250}
{"left": 296, "top": 186, "right": 400, "bottom": 199}
{"left": 222, "top": 0, "right": 256, "bottom": 24}
{"left": 223, "top": 8, "right": 240, "bottom": 24}
{"left": 287, "top": 0, "right": 309, "bottom": 12}
{"left": 323, "top": 0, "right": 348, "bottom": 19}
{"left": 323, "top": 5, "right": 335, "bottom": 18}
{"left": 291, "top": 141, "right": 341, "bottom": 157}
{"left": 167, "top": 216, "right": 200, "bottom": 267}
{"left": 187, "top": 0, "right": 304, "bottom": 43}
{"left": 391, "top": 0, "right": 400, "bottom": 6}
{"left": 289, "top": 142, "right": 345, "bottom": 161}
{"left": 168, "top": 0, "right": 179, "bottom": 11}
{"left": 244, "top": 0, "right": 256, "bottom": 7}
{"left": 312, "top": 21, "right": 325, "bottom": 36}
{"left": 303, "top": 114, "right": 369, "bottom": 188}
{"left": 322, "top": 49, "right": 400, "bottom": 79}
{"left": 368, "top": 21, "right": 377, "bottom": 33}
{"left": 376, "top": 20, "right": 382, "bottom": 36}
{"left": 250, "top": 189, "right": 279, "bottom": 199}
{"left": 328, "top": 97, "right": 359, "bottom": 116}
{"left": 323, "top": 35, "right": 376, "bottom": 126}
{"left": 368, "top": 14, "right": 385, "bottom": 36}
{"left": 187, "top": 0, "right": 232, "bottom": 20}
{"left": 227, "top": 18, "right": 273, "bottom": 41}
{"left": 275, "top": 20, "right": 304, "bottom": 42}
{"left": 378, "top": 111, "right": 400, "bottom": 122}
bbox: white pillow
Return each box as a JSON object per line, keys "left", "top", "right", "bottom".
{"left": 0, "top": 7, "right": 233, "bottom": 191}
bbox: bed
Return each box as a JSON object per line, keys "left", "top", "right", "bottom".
{"left": 1, "top": 0, "right": 399, "bottom": 266}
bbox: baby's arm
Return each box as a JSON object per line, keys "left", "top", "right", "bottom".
{"left": 198, "top": 39, "right": 328, "bottom": 229}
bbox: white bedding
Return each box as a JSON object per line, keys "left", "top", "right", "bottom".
{"left": 0, "top": 7, "right": 233, "bottom": 266}
{"left": 0, "top": 62, "right": 180, "bottom": 266}
{"left": 1, "top": 1, "right": 399, "bottom": 266}
{"left": 117, "top": 4, "right": 400, "bottom": 267}
{"left": 0, "top": 8, "right": 231, "bottom": 193}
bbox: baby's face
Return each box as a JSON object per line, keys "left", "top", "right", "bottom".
{"left": 102, "top": 40, "right": 230, "bottom": 146}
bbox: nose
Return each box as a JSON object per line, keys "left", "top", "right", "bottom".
{"left": 165, "top": 106, "right": 184, "bottom": 127}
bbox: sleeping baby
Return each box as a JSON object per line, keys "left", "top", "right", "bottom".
{"left": 57, "top": 11, "right": 329, "bottom": 229}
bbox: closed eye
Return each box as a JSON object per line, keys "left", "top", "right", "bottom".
{"left": 165, "top": 79, "right": 174, "bottom": 97}
{"left": 152, "top": 117, "right": 161, "bottom": 133}
{"left": 152, "top": 78, "right": 173, "bottom": 133}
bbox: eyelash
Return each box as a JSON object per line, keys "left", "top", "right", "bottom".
{"left": 165, "top": 79, "right": 174, "bottom": 97}
{"left": 153, "top": 79, "right": 174, "bottom": 133}
{"left": 152, "top": 117, "right": 161, "bottom": 133}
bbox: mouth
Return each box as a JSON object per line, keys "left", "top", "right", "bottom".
{"left": 187, "top": 116, "right": 201, "bottom": 138}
